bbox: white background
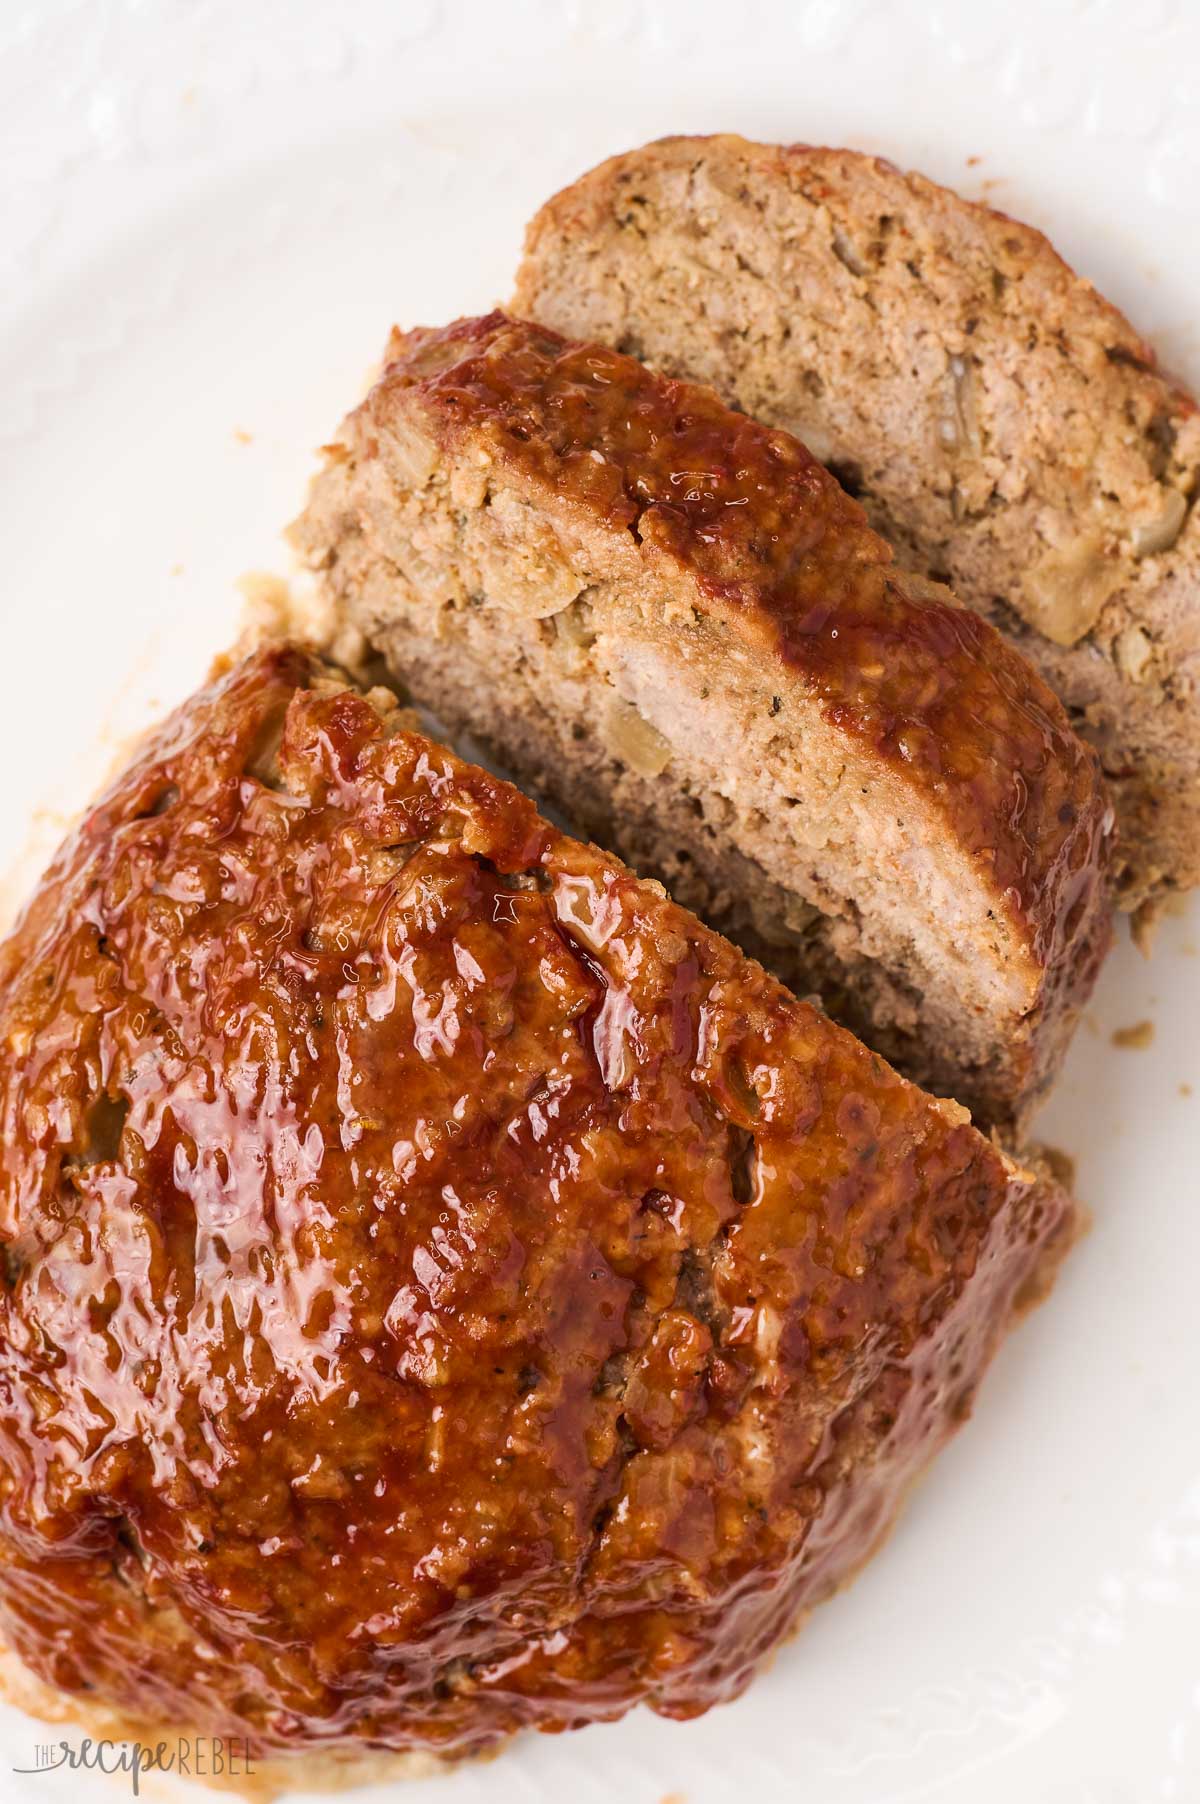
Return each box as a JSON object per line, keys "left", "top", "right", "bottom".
{"left": 1, "top": 4, "right": 1198, "bottom": 1800}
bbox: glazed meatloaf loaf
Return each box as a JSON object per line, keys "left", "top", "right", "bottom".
{"left": 0, "top": 642, "right": 1074, "bottom": 1762}
{"left": 292, "top": 311, "right": 1113, "bottom": 1131}
{"left": 513, "top": 134, "right": 1200, "bottom": 915}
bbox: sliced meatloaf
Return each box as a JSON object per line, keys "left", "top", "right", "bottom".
{"left": 0, "top": 641, "right": 1074, "bottom": 1760}
{"left": 512, "top": 133, "right": 1200, "bottom": 916}
{"left": 291, "top": 312, "right": 1113, "bottom": 1130}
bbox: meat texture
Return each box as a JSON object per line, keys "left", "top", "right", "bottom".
{"left": 292, "top": 311, "right": 1113, "bottom": 1130}
{"left": 0, "top": 645, "right": 1072, "bottom": 1762}
{"left": 513, "top": 133, "right": 1200, "bottom": 916}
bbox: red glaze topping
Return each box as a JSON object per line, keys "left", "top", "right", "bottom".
{"left": 0, "top": 646, "right": 1069, "bottom": 1757}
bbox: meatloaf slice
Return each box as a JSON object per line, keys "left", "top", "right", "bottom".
{"left": 513, "top": 134, "right": 1200, "bottom": 917}
{"left": 0, "top": 641, "right": 1073, "bottom": 1762}
{"left": 291, "top": 311, "right": 1113, "bottom": 1131}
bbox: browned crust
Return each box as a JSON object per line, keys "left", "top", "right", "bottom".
{"left": 0, "top": 643, "right": 1075, "bottom": 1756}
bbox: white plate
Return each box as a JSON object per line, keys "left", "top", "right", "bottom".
{"left": 1, "top": 4, "right": 1198, "bottom": 1800}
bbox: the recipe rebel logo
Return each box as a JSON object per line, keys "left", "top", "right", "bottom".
{"left": 12, "top": 1735, "right": 256, "bottom": 1794}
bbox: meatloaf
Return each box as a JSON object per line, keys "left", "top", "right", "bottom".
{"left": 292, "top": 311, "right": 1113, "bottom": 1131}
{"left": 513, "top": 133, "right": 1200, "bottom": 917}
{"left": 0, "top": 642, "right": 1073, "bottom": 1762}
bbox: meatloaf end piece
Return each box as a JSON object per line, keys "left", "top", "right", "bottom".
{"left": 291, "top": 311, "right": 1113, "bottom": 1130}
{"left": 513, "top": 134, "right": 1200, "bottom": 917}
{"left": 0, "top": 642, "right": 1074, "bottom": 1763}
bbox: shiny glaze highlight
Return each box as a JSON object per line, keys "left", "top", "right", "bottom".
{"left": 0, "top": 646, "right": 1071, "bottom": 1758}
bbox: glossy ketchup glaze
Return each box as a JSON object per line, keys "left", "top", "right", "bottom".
{"left": 0, "top": 645, "right": 1072, "bottom": 1758}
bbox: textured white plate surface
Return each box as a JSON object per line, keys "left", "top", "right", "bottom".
{"left": 1, "top": 4, "right": 1198, "bottom": 1801}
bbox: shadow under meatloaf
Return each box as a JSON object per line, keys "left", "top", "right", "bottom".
{"left": 291, "top": 311, "right": 1114, "bottom": 1134}
{"left": 0, "top": 643, "right": 1074, "bottom": 1765}
{"left": 512, "top": 133, "right": 1200, "bottom": 920}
